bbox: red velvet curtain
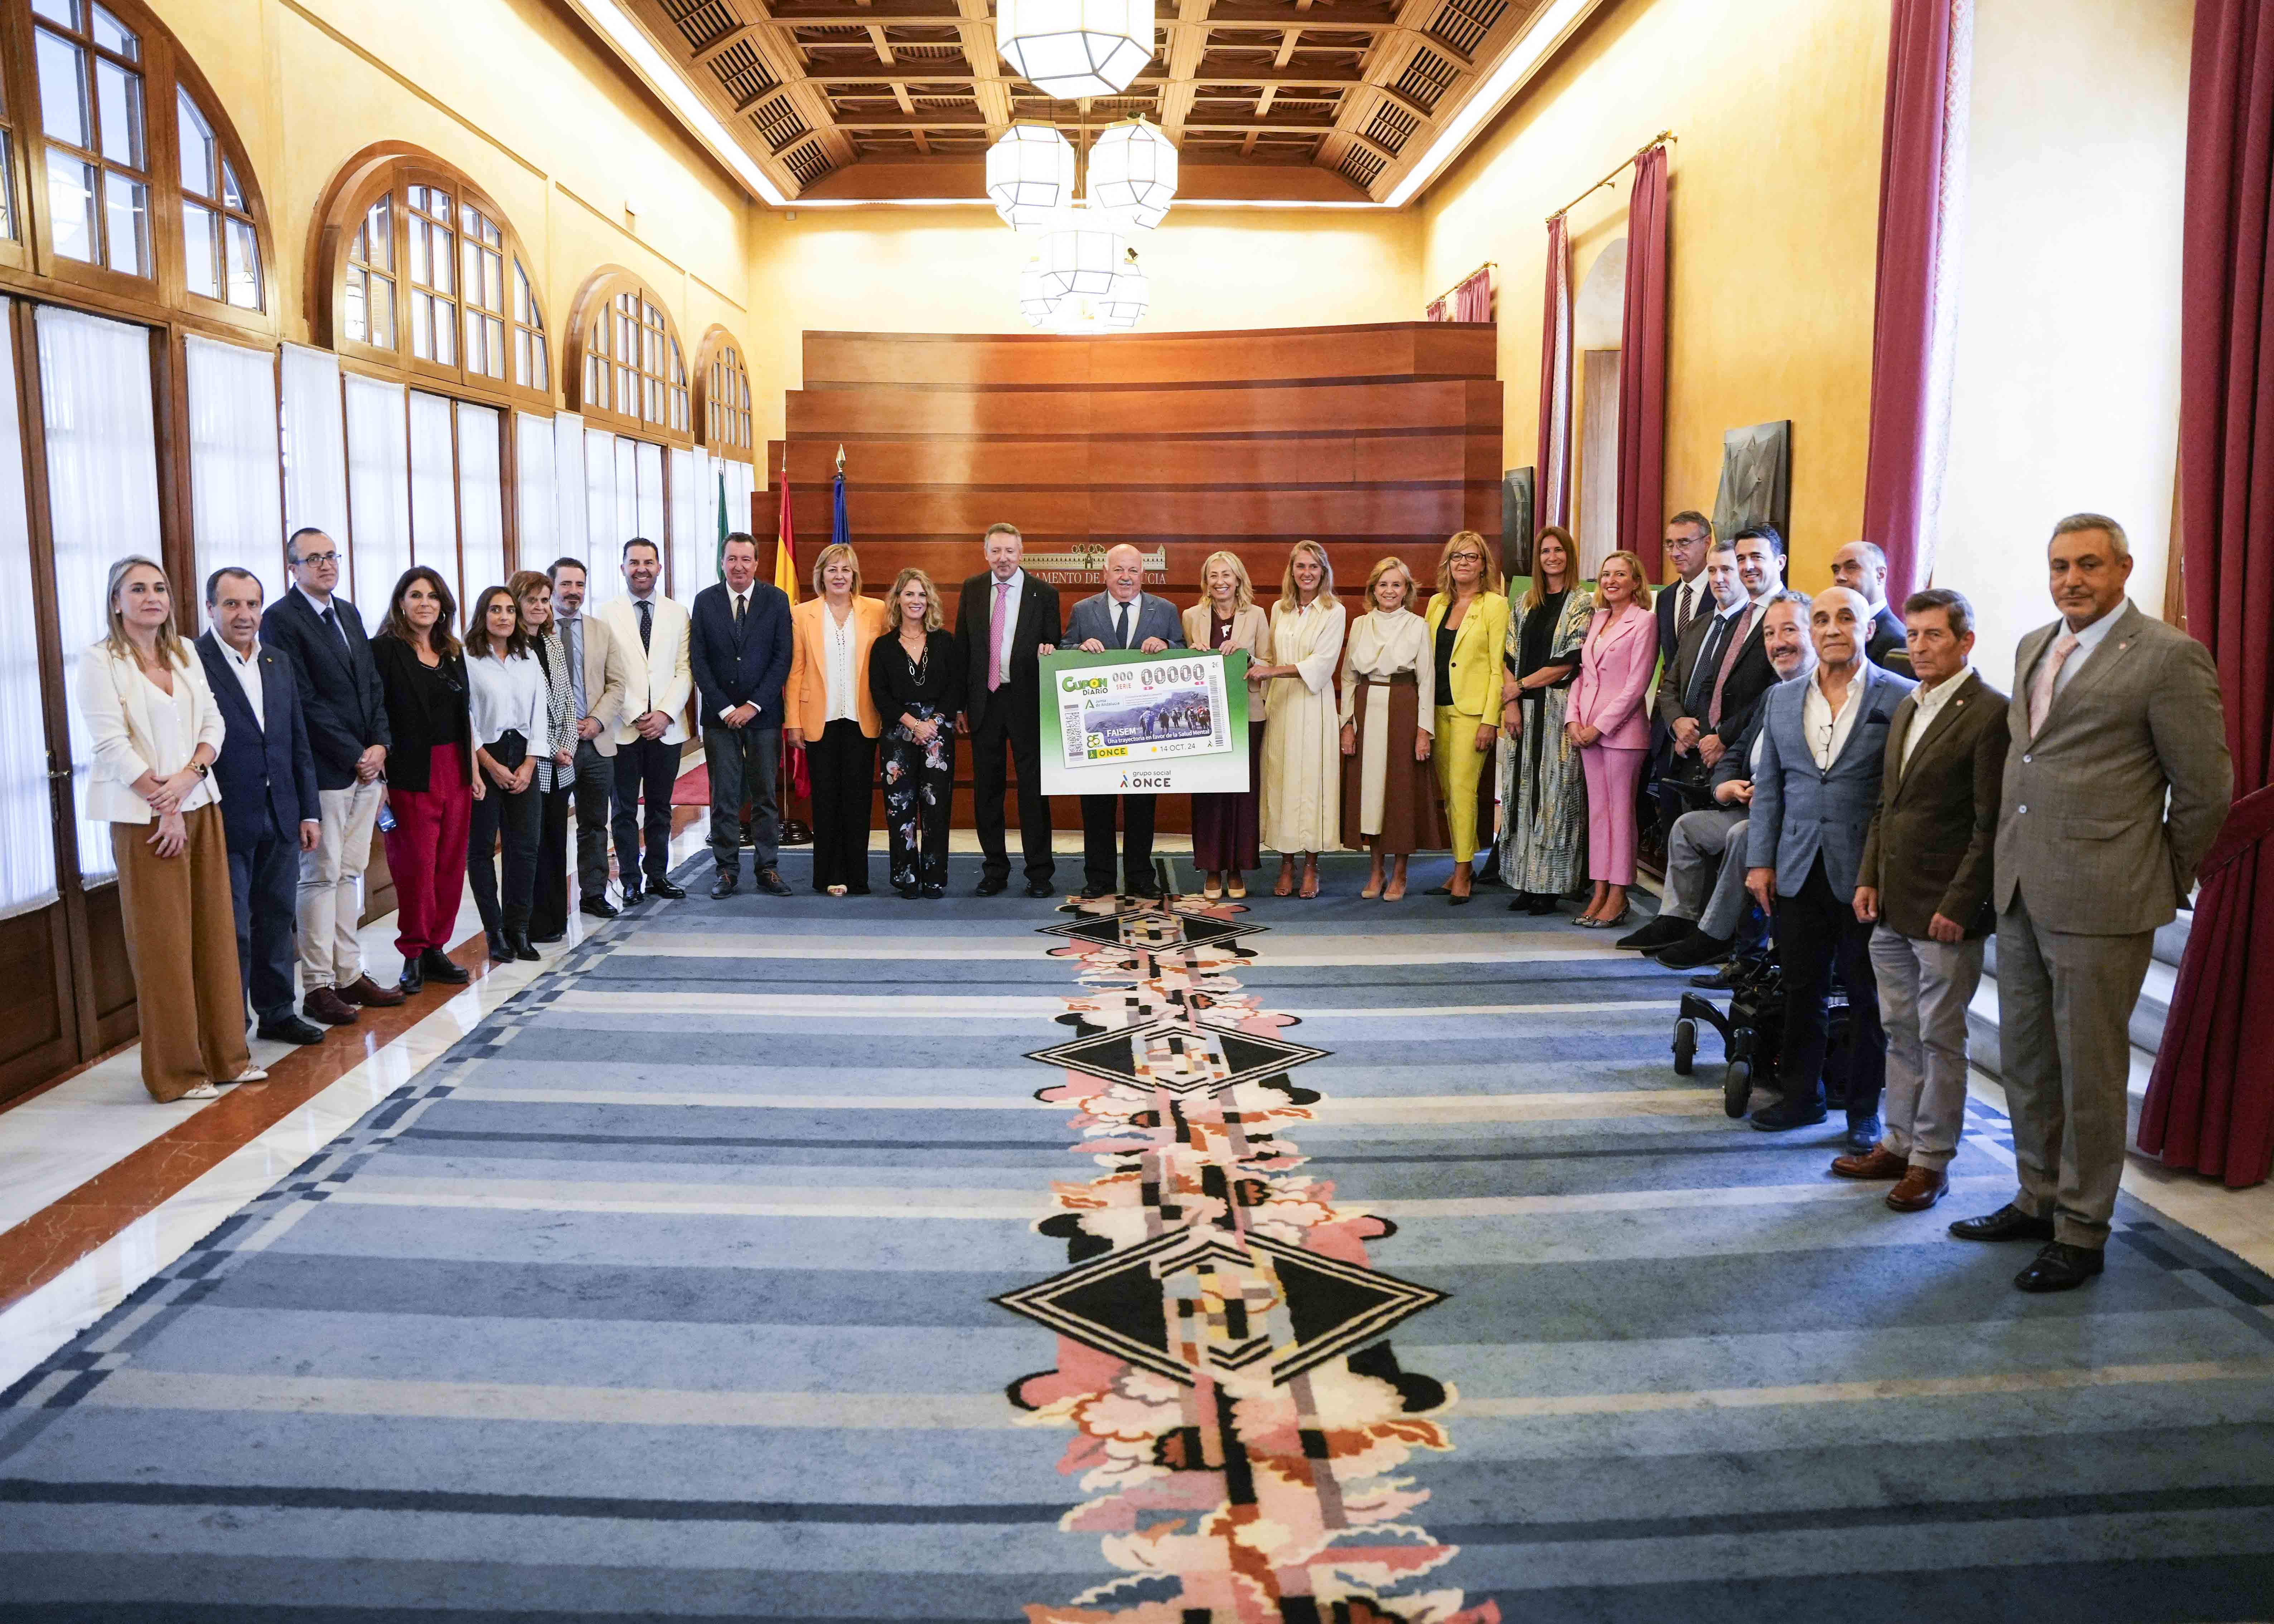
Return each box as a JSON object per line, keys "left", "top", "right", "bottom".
{"left": 1613, "top": 144, "right": 1668, "bottom": 576}
{"left": 1452, "top": 268, "right": 1492, "bottom": 323}
{"left": 1537, "top": 213, "right": 1572, "bottom": 529}
{"left": 1862, "top": 0, "right": 1961, "bottom": 601}
{"left": 1426, "top": 297, "right": 1449, "bottom": 322}
{"left": 2138, "top": 0, "right": 2274, "bottom": 1188}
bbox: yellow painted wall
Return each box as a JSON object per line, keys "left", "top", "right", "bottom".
{"left": 1418, "top": 0, "right": 1889, "bottom": 588}
{"left": 744, "top": 205, "right": 1422, "bottom": 450}
{"left": 145, "top": 0, "right": 758, "bottom": 391}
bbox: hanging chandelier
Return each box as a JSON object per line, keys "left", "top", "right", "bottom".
{"left": 994, "top": 0, "right": 1156, "bottom": 100}
{"left": 1037, "top": 203, "right": 1125, "bottom": 300}
{"left": 985, "top": 123, "right": 1077, "bottom": 232}
{"left": 1018, "top": 244, "right": 1147, "bottom": 332}
{"left": 1099, "top": 250, "right": 1148, "bottom": 328}
{"left": 1087, "top": 117, "right": 1178, "bottom": 230}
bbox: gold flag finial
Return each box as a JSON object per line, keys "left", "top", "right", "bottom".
{"left": 834, "top": 443, "right": 846, "bottom": 474}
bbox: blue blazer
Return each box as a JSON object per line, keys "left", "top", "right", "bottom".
{"left": 1747, "top": 661, "right": 1917, "bottom": 897}
{"left": 194, "top": 630, "right": 321, "bottom": 853}
{"left": 261, "top": 588, "right": 388, "bottom": 790}
{"left": 688, "top": 580, "right": 793, "bottom": 726}
{"left": 1063, "top": 591, "right": 1185, "bottom": 651}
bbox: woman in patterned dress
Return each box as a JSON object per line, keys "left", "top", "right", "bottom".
{"left": 1497, "top": 527, "right": 1593, "bottom": 914}
{"left": 869, "top": 568, "right": 963, "bottom": 899}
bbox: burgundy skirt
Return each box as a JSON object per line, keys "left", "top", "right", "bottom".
{"left": 1191, "top": 724, "right": 1264, "bottom": 872}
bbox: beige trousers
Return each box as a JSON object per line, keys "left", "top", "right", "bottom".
{"left": 298, "top": 778, "right": 382, "bottom": 990}
{"left": 113, "top": 804, "right": 252, "bottom": 1102}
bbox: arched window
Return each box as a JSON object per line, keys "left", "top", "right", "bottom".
{"left": 0, "top": 0, "right": 274, "bottom": 324}
{"left": 694, "top": 325, "right": 753, "bottom": 459}
{"left": 312, "top": 145, "right": 550, "bottom": 409}
{"left": 567, "top": 268, "right": 691, "bottom": 446}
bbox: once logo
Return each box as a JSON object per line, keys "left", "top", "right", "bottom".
{"left": 1120, "top": 772, "right": 1171, "bottom": 789}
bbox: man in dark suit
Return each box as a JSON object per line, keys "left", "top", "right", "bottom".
{"left": 955, "top": 522, "right": 1061, "bottom": 898}
{"left": 1653, "top": 510, "right": 1716, "bottom": 682}
{"left": 261, "top": 527, "right": 403, "bottom": 1027}
{"left": 1831, "top": 540, "right": 1910, "bottom": 671}
{"left": 1651, "top": 539, "right": 1750, "bottom": 840}
{"left": 1745, "top": 585, "right": 1917, "bottom": 1146}
{"left": 197, "top": 569, "right": 324, "bottom": 1047}
{"left": 689, "top": 532, "right": 793, "bottom": 900}
{"left": 1844, "top": 586, "right": 2007, "bottom": 1212}
{"left": 1063, "top": 544, "right": 1185, "bottom": 900}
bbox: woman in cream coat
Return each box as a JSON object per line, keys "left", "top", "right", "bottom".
{"left": 1421, "top": 530, "right": 1512, "bottom": 903}
{"left": 1338, "top": 557, "right": 1440, "bottom": 901}
{"left": 77, "top": 555, "right": 258, "bottom": 1102}
{"left": 1254, "top": 540, "right": 1346, "bottom": 899}
{"left": 1181, "top": 551, "right": 1272, "bottom": 900}
{"left": 783, "top": 543, "right": 891, "bottom": 895}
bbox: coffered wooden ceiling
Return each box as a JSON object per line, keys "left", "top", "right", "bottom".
{"left": 627, "top": 0, "right": 1551, "bottom": 204}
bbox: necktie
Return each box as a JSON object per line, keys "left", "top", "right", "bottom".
{"left": 1685, "top": 614, "right": 1731, "bottom": 714}
{"left": 733, "top": 592, "right": 746, "bottom": 628}
{"left": 1115, "top": 601, "right": 1132, "bottom": 650}
{"left": 1674, "top": 581, "right": 1695, "bottom": 640}
{"left": 1707, "top": 607, "right": 1755, "bottom": 729}
{"left": 990, "top": 580, "right": 1011, "bottom": 691}
{"left": 320, "top": 604, "right": 344, "bottom": 649}
{"left": 637, "top": 598, "right": 653, "bottom": 653}
{"left": 2027, "top": 629, "right": 2080, "bottom": 737}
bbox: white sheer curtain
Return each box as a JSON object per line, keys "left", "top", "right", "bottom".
{"left": 342, "top": 374, "right": 411, "bottom": 615}
{"left": 514, "top": 411, "right": 555, "bottom": 573}
{"left": 582, "top": 427, "right": 619, "bottom": 611}
{"left": 455, "top": 402, "right": 505, "bottom": 599}
{"left": 551, "top": 410, "right": 588, "bottom": 573}
{"left": 183, "top": 334, "right": 284, "bottom": 619}
{"left": 407, "top": 391, "right": 460, "bottom": 606}
{"left": 37, "top": 306, "right": 162, "bottom": 884}
{"left": 0, "top": 299, "right": 57, "bottom": 918}
{"left": 668, "top": 446, "right": 701, "bottom": 599}
{"left": 724, "top": 458, "right": 757, "bottom": 554}
{"left": 281, "top": 343, "right": 349, "bottom": 585}
{"left": 614, "top": 437, "right": 639, "bottom": 555}
{"left": 634, "top": 441, "right": 664, "bottom": 577}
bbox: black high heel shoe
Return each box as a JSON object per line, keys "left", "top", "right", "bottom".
{"left": 486, "top": 929, "right": 513, "bottom": 964}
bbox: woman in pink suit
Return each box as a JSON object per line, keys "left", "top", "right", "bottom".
{"left": 1566, "top": 550, "right": 1656, "bottom": 928}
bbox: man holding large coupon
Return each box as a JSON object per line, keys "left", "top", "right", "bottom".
{"left": 1063, "top": 544, "right": 1186, "bottom": 898}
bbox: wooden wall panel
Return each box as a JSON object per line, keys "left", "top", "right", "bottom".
{"left": 773, "top": 323, "right": 1503, "bottom": 831}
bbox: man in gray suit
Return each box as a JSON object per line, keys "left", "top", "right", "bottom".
{"left": 1950, "top": 513, "right": 2230, "bottom": 1293}
{"left": 1064, "top": 544, "right": 1185, "bottom": 900}
{"left": 1746, "top": 587, "right": 1917, "bottom": 1144}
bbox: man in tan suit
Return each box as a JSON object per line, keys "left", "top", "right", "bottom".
{"left": 538, "top": 558, "right": 629, "bottom": 932}
{"left": 1950, "top": 514, "right": 2231, "bottom": 1291}
{"left": 1845, "top": 587, "right": 2007, "bottom": 1212}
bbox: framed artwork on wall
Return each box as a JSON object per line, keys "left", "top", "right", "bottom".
{"left": 1714, "top": 420, "right": 1791, "bottom": 544}
{"left": 1502, "top": 466, "right": 1535, "bottom": 579}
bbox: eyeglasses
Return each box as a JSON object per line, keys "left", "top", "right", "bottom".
{"left": 1448, "top": 552, "right": 1486, "bottom": 565}
{"left": 293, "top": 551, "right": 339, "bottom": 567}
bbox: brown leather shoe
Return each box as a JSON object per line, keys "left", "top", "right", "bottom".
{"left": 1829, "top": 1144, "right": 1908, "bottom": 1181}
{"left": 1886, "top": 1165, "right": 1949, "bottom": 1212}
{"left": 338, "top": 973, "right": 406, "bottom": 1009}
{"left": 301, "top": 986, "right": 358, "bottom": 1026}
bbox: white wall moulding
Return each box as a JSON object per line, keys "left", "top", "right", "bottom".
{"left": 995, "top": 0, "right": 1156, "bottom": 100}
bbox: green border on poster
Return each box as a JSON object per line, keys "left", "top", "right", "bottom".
{"left": 1038, "top": 648, "right": 1250, "bottom": 797}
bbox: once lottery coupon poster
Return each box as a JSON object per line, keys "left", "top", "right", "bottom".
{"left": 1038, "top": 648, "right": 1252, "bottom": 797}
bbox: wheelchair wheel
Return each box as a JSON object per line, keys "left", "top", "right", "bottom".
{"left": 1723, "top": 1058, "right": 1752, "bottom": 1119}
{"left": 1672, "top": 1017, "right": 1697, "bottom": 1077}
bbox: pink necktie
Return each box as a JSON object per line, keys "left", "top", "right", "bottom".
{"left": 1707, "top": 607, "right": 1755, "bottom": 729}
{"left": 2027, "top": 628, "right": 2080, "bottom": 737}
{"left": 988, "top": 580, "right": 1011, "bottom": 691}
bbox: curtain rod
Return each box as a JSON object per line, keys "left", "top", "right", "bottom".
{"left": 1428, "top": 260, "right": 1497, "bottom": 309}
{"left": 1546, "top": 129, "right": 1677, "bottom": 224}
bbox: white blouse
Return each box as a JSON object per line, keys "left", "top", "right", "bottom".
{"left": 467, "top": 650, "right": 550, "bottom": 753}
{"left": 77, "top": 643, "right": 224, "bottom": 824}
{"left": 823, "top": 605, "right": 859, "bottom": 724}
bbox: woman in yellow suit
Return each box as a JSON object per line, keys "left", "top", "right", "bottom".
{"left": 1421, "top": 530, "right": 1510, "bottom": 903}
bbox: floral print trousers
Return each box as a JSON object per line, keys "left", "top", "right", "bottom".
{"left": 881, "top": 706, "right": 954, "bottom": 891}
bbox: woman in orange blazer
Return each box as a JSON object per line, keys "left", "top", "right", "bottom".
{"left": 1566, "top": 549, "right": 1657, "bottom": 929}
{"left": 783, "top": 543, "right": 891, "bottom": 895}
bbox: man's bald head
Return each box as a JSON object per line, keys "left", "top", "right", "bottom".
{"left": 1809, "top": 585, "right": 1873, "bottom": 670}
{"left": 1103, "top": 544, "right": 1144, "bottom": 602}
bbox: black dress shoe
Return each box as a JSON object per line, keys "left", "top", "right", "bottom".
{"left": 420, "top": 947, "right": 470, "bottom": 984}
{"left": 620, "top": 884, "right": 644, "bottom": 907}
{"left": 1525, "top": 895, "right": 1562, "bottom": 915}
{"left": 1617, "top": 915, "right": 1691, "bottom": 952}
{"left": 1025, "top": 879, "right": 1055, "bottom": 899}
{"left": 921, "top": 882, "right": 946, "bottom": 899}
{"left": 1655, "top": 930, "right": 1734, "bottom": 970}
{"left": 1126, "top": 882, "right": 1163, "bottom": 900}
{"left": 509, "top": 932, "right": 541, "bottom": 963}
{"left": 1750, "top": 1096, "right": 1828, "bottom": 1131}
{"left": 2016, "top": 1240, "right": 2104, "bottom": 1292}
{"left": 649, "top": 877, "right": 687, "bottom": 901}
{"left": 1843, "top": 1115, "right": 1882, "bottom": 1153}
{"left": 487, "top": 929, "right": 513, "bottom": 964}
{"left": 1690, "top": 962, "right": 1742, "bottom": 990}
{"left": 976, "top": 875, "right": 1009, "bottom": 897}
{"left": 755, "top": 869, "right": 792, "bottom": 897}
{"left": 529, "top": 929, "right": 565, "bottom": 945}
{"left": 1507, "top": 892, "right": 1535, "bottom": 912}
{"left": 1080, "top": 882, "right": 1115, "bottom": 900}
{"left": 580, "top": 896, "right": 619, "bottom": 920}
{"left": 256, "top": 1015, "right": 326, "bottom": 1046}
{"left": 896, "top": 883, "right": 920, "bottom": 900}
{"left": 397, "top": 959, "right": 424, "bottom": 995}
{"left": 711, "top": 872, "right": 739, "bottom": 900}
{"left": 1948, "top": 1204, "right": 2057, "bottom": 1244}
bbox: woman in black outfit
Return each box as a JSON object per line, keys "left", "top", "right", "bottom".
{"left": 371, "top": 567, "right": 476, "bottom": 994}
{"left": 869, "top": 568, "right": 963, "bottom": 899}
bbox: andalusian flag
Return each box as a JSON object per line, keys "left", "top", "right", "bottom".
{"left": 772, "top": 460, "right": 797, "bottom": 603}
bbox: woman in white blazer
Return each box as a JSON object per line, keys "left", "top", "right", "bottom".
{"left": 77, "top": 556, "right": 259, "bottom": 1102}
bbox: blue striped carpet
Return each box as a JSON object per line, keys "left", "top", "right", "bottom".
{"left": 3, "top": 850, "right": 2273, "bottom": 1621}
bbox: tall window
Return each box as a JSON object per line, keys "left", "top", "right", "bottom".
{"left": 696, "top": 326, "right": 753, "bottom": 457}
{"left": 0, "top": 52, "right": 19, "bottom": 247}
{"left": 32, "top": 0, "right": 151, "bottom": 276}
{"left": 568, "top": 269, "right": 691, "bottom": 445}
{"left": 317, "top": 149, "right": 551, "bottom": 411}
{"left": 175, "top": 87, "right": 255, "bottom": 308}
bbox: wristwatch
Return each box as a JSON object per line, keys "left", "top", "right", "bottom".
{"left": 192, "top": 761, "right": 210, "bottom": 778}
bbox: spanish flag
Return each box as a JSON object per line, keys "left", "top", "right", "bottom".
{"left": 772, "top": 456, "right": 797, "bottom": 603}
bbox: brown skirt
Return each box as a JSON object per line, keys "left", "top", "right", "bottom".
{"left": 1339, "top": 675, "right": 1450, "bottom": 855}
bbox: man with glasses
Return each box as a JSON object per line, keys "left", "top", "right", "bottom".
{"left": 262, "top": 527, "right": 403, "bottom": 1027}
{"left": 536, "top": 558, "right": 629, "bottom": 935}
{"left": 1744, "top": 586, "right": 1915, "bottom": 1146}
